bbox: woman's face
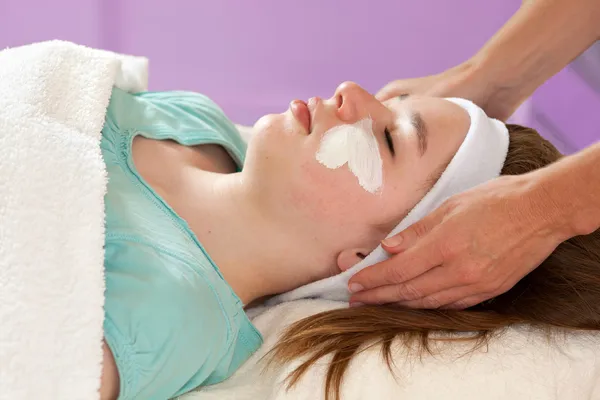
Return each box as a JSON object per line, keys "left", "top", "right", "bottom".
{"left": 244, "top": 82, "right": 470, "bottom": 273}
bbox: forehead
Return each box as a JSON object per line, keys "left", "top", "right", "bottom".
{"left": 385, "top": 96, "right": 470, "bottom": 141}
{"left": 384, "top": 96, "right": 470, "bottom": 177}
{"left": 384, "top": 96, "right": 469, "bottom": 122}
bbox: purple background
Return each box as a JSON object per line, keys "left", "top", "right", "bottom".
{"left": 2, "top": 0, "right": 598, "bottom": 154}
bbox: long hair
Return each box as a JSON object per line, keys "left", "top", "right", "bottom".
{"left": 267, "top": 125, "right": 600, "bottom": 400}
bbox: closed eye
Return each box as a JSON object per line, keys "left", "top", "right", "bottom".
{"left": 384, "top": 127, "right": 395, "bottom": 156}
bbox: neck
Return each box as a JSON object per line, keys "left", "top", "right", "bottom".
{"left": 184, "top": 170, "right": 313, "bottom": 305}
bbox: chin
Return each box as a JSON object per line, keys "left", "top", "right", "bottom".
{"left": 257, "top": 110, "right": 303, "bottom": 136}
{"left": 253, "top": 113, "right": 281, "bottom": 133}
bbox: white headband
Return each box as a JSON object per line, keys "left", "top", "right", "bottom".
{"left": 267, "top": 98, "right": 509, "bottom": 305}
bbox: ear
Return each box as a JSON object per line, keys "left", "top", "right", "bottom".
{"left": 337, "top": 248, "right": 370, "bottom": 272}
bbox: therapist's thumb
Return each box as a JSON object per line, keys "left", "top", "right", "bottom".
{"left": 381, "top": 216, "right": 436, "bottom": 254}
{"left": 376, "top": 79, "right": 414, "bottom": 101}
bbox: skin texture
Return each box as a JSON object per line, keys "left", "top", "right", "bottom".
{"left": 354, "top": 0, "right": 600, "bottom": 309}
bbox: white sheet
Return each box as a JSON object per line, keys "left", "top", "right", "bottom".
{"left": 186, "top": 300, "right": 600, "bottom": 400}
{"left": 0, "top": 40, "right": 147, "bottom": 400}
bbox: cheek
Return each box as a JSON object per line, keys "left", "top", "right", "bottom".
{"left": 289, "top": 158, "right": 377, "bottom": 223}
{"left": 373, "top": 175, "right": 429, "bottom": 230}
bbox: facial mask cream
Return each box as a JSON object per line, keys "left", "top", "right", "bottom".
{"left": 316, "top": 118, "right": 383, "bottom": 193}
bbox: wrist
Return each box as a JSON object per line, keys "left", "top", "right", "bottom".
{"left": 525, "top": 171, "right": 579, "bottom": 243}
{"left": 447, "top": 57, "right": 493, "bottom": 104}
{"left": 498, "top": 173, "right": 570, "bottom": 246}
{"left": 470, "top": 49, "right": 531, "bottom": 114}
{"left": 451, "top": 54, "right": 528, "bottom": 121}
{"left": 526, "top": 159, "right": 599, "bottom": 241}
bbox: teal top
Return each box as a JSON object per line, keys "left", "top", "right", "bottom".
{"left": 100, "top": 87, "right": 263, "bottom": 400}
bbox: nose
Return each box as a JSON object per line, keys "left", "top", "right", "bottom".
{"left": 332, "top": 81, "right": 373, "bottom": 123}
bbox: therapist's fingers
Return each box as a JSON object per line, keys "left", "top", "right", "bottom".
{"left": 375, "top": 76, "right": 438, "bottom": 102}
{"left": 444, "top": 293, "right": 495, "bottom": 310}
{"left": 348, "top": 283, "right": 412, "bottom": 306}
{"left": 444, "top": 267, "right": 531, "bottom": 310}
{"left": 375, "top": 79, "right": 414, "bottom": 102}
{"left": 395, "top": 285, "right": 483, "bottom": 309}
{"left": 350, "top": 265, "right": 456, "bottom": 306}
{"left": 348, "top": 241, "right": 444, "bottom": 295}
{"left": 349, "top": 217, "right": 443, "bottom": 293}
{"left": 381, "top": 215, "right": 437, "bottom": 254}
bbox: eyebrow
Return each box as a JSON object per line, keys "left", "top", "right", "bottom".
{"left": 411, "top": 111, "right": 428, "bottom": 157}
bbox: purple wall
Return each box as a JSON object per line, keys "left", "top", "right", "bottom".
{"left": 531, "top": 65, "right": 600, "bottom": 154}
{"left": 0, "top": 1, "right": 520, "bottom": 122}
{"left": 0, "top": 1, "right": 104, "bottom": 48}
{"left": 112, "top": 1, "right": 522, "bottom": 126}
{"left": 2, "top": 1, "right": 598, "bottom": 153}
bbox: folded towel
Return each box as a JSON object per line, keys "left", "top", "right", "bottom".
{"left": 269, "top": 98, "right": 509, "bottom": 304}
{"left": 0, "top": 40, "right": 148, "bottom": 400}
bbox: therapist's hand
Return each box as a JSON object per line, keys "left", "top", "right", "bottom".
{"left": 376, "top": 61, "right": 520, "bottom": 121}
{"left": 348, "top": 174, "right": 570, "bottom": 309}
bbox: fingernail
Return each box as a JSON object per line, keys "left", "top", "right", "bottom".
{"left": 382, "top": 236, "right": 403, "bottom": 248}
{"left": 348, "top": 283, "right": 364, "bottom": 293}
{"left": 349, "top": 302, "right": 364, "bottom": 308}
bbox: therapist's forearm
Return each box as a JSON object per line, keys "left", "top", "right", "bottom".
{"left": 529, "top": 142, "right": 600, "bottom": 241}
{"left": 468, "top": 0, "right": 600, "bottom": 109}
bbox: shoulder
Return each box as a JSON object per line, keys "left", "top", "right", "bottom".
{"left": 136, "top": 91, "right": 231, "bottom": 124}
{"left": 135, "top": 90, "right": 247, "bottom": 154}
{"left": 105, "top": 87, "right": 230, "bottom": 129}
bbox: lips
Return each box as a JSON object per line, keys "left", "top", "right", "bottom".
{"left": 290, "top": 99, "right": 311, "bottom": 133}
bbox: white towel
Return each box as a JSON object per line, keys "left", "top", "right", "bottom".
{"left": 0, "top": 40, "right": 148, "bottom": 400}
{"left": 269, "top": 98, "right": 509, "bottom": 304}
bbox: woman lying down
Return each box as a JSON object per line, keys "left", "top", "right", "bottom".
{"left": 99, "top": 81, "right": 600, "bottom": 400}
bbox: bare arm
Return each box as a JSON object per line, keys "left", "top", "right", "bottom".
{"left": 477, "top": 0, "right": 600, "bottom": 234}
{"left": 377, "top": 0, "right": 600, "bottom": 120}
{"left": 472, "top": 0, "right": 600, "bottom": 116}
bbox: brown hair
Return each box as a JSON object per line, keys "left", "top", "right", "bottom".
{"left": 267, "top": 125, "right": 600, "bottom": 399}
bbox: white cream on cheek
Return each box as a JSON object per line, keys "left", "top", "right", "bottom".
{"left": 315, "top": 118, "right": 383, "bottom": 194}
